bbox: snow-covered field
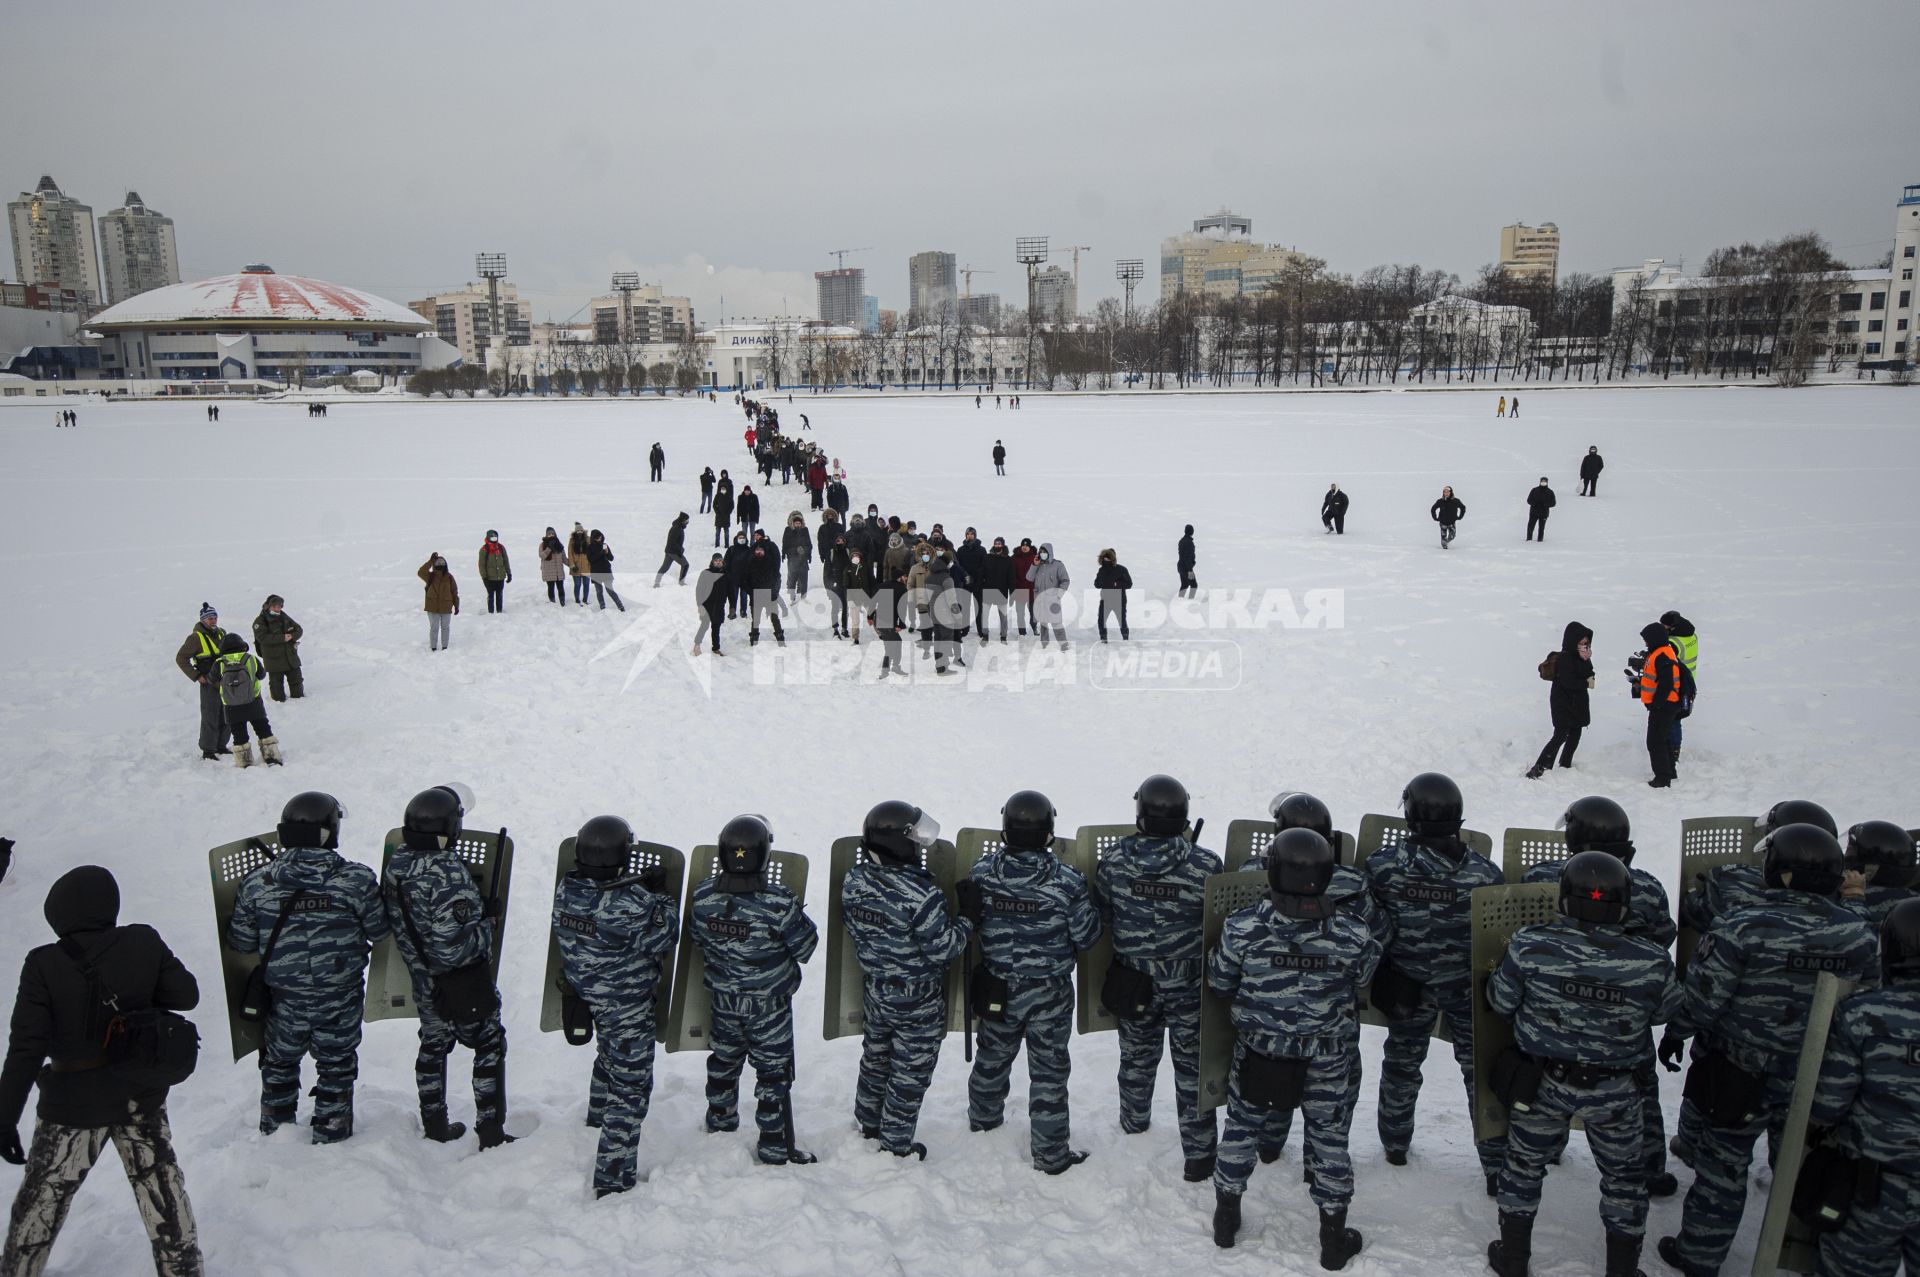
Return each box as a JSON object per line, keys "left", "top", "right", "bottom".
{"left": 1, "top": 387, "right": 1915, "bottom": 1276}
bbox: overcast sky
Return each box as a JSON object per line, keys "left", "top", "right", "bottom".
{"left": 6, "top": 0, "right": 1914, "bottom": 323}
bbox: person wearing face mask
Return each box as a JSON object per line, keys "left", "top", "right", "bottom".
{"left": 906, "top": 542, "right": 936, "bottom": 651}
{"left": 1093, "top": 549, "right": 1131, "bottom": 643}
{"left": 477, "top": 531, "right": 511, "bottom": 614}
{"left": 824, "top": 531, "right": 854, "bottom": 640}
{"left": 976, "top": 538, "right": 1016, "bottom": 642}
{"left": 1011, "top": 539, "right": 1039, "bottom": 636}
{"left": 747, "top": 534, "right": 785, "bottom": 646}
{"left": 848, "top": 543, "right": 879, "bottom": 646}
{"left": 693, "top": 553, "right": 729, "bottom": 656}
{"left": 723, "top": 532, "right": 753, "bottom": 620}
{"left": 955, "top": 528, "right": 988, "bottom": 639}
{"left": 1527, "top": 622, "right": 1595, "bottom": 779}
{"left": 419, "top": 555, "right": 460, "bottom": 651}
{"left": 1030, "top": 543, "right": 1071, "bottom": 649}
{"left": 538, "top": 527, "right": 569, "bottom": 607}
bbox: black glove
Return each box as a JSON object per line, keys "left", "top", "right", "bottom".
{"left": 0, "top": 837, "right": 13, "bottom": 886}
{"left": 1657, "top": 1032, "right": 1686, "bottom": 1073}
{"left": 639, "top": 867, "right": 669, "bottom": 893}
{"left": 0, "top": 1127, "right": 22, "bottom": 1165}
{"left": 955, "top": 879, "right": 986, "bottom": 927}
{"left": 482, "top": 896, "right": 506, "bottom": 921}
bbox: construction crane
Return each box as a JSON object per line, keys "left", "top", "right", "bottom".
{"left": 1054, "top": 245, "right": 1093, "bottom": 295}
{"left": 826, "top": 247, "right": 872, "bottom": 271}
{"left": 960, "top": 265, "right": 995, "bottom": 299}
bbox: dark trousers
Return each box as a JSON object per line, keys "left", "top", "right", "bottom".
{"left": 1646, "top": 706, "right": 1679, "bottom": 781}
{"left": 649, "top": 464, "right": 662, "bottom": 481}
{"left": 830, "top": 587, "right": 849, "bottom": 633}
{"left": 1526, "top": 514, "right": 1547, "bottom": 542}
{"left": 484, "top": 580, "right": 505, "bottom": 612}
{"left": 1533, "top": 723, "right": 1582, "bottom": 771}
{"left": 1097, "top": 592, "right": 1129, "bottom": 641}
{"left": 225, "top": 701, "right": 272, "bottom": 746}
{"left": 983, "top": 595, "right": 1009, "bottom": 640}
{"left": 1580, "top": 477, "right": 1597, "bottom": 496}
{"left": 196, "top": 679, "right": 230, "bottom": 754}
{"left": 1178, "top": 567, "right": 1197, "bottom": 596}
{"left": 546, "top": 579, "right": 567, "bottom": 605}
{"left": 655, "top": 554, "right": 689, "bottom": 585}
{"left": 749, "top": 594, "right": 784, "bottom": 642}
{"left": 1322, "top": 513, "right": 1345, "bottom": 534}
{"left": 266, "top": 665, "right": 303, "bottom": 701}
{"left": 592, "top": 577, "right": 624, "bottom": 611}
{"left": 810, "top": 488, "right": 824, "bottom": 509}
{"left": 700, "top": 490, "right": 712, "bottom": 512}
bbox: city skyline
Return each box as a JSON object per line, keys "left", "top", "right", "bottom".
{"left": 3, "top": 0, "right": 1913, "bottom": 324}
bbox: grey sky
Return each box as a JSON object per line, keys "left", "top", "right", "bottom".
{"left": 6, "top": 0, "right": 1914, "bottom": 323}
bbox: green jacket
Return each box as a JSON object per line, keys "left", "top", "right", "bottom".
{"left": 252, "top": 609, "right": 304, "bottom": 673}
{"left": 214, "top": 652, "right": 264, "bottom": 706}
{"left": 477, "top": 541, "right": 512, "bottom": 583}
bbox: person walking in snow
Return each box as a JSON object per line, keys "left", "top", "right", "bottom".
{"left": 1526, "top": 623, "right": 1593, "bottom": 779}
{"left": 1321, "top": 485, "right": 1349, "bottom": 535}
{"left": 584, "top": 530, "right": 624, "bottom": 612}
{"left": 1525, "top": 478, "right": 1556, "bottom": 543}
{"left": 655, "top": 513, "right": 691, "bottom": 587}
{"left": 1497, "top": 396, "right": 1507, "bottom": 418}
{"left": 214, "top": 633, "right": 280, "bottom": 767}
{"left": 1430, "top": 487, "right": 1465, "bottom": 549}
{"left": 1177, "top": 525, "right": 1198, "bottom": 596}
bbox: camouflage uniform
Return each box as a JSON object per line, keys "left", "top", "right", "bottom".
{"left": 1524, "top": 859, "right": 1677, "bottom": 1180}
{"left": 1843, "top": 884, "right": 1916, "bottom": 934}
{"left": 1663, "top": 891, "right": 1879, "bottom": 1273}
{"left": 225, "top": 846, "right": 390, "bottom": 1142}
{"left": 553, "top": 870, "right": 679, "bottom": 1194}
{"left": 1810, "top": 978, "right": 1920, "bottom": 1277}
{"left": 382, "top": 846, "right": 507, "bottom": 1135}
{"left": 1673, "top": 861, "right": 1769, "bottom": 1166}
{"left": 688, "top": 875, "right": 818, "bottom": 1163}
{"left": 1489, "top": 916, "right": 1682, "bottom": 1239}
{"left": 1093, "top": 833, "right": 1223, "bottom": 1163}
{"left": 841, "top": 860, "right": 972, "bottom": 1154}
{"left": 965, "top": 846, "right": 1102, "bottom": 1172}
{"left": 1205, "top": 898, "right": 1382, "bottom": 1209}
{"left": 1365, "top": 834, "right": 1506, "bottom": 1175}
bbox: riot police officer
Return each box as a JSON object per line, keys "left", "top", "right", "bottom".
{"left": 1092, "top": 775, "right": 1222, "bottom": 1180}
{"left": 380, "top": 785, "right": 510, "bottom": 1149}
{"left": 1486, "top": 852, "right": 1682, "bottom": 1277}
{"left": 1656, "top": 824, "right": 1879, "bottom": 1276}
{"left": 1366, "top": 772, "right": 1506, "bottom": 1190}
{"left": 1521, "top": 796, "right": 1678, "bottom": 1196}
{"left": 841, "top": 800, "right": 968, "bottom": 1160}
{"left": 958, "top": 790, "right": 1101, "bottom": 1174}
{"left": 1810, "top": 898, "right": 1920, "bottom": 1277}
{"left": 1840, "top": 819, "right": 1916, "bottom": 931}
{"left": 1207, "top": 829, "right": 1380, "bottom": 1269}
{"left": 552, "top": 815, "right": 679, "bottom": 1197}
{"left": 225, "top": 792, "right": 389, "bottom": 1143}
{"left": 689, "top": 814, "right": 819, "bottom": 1165}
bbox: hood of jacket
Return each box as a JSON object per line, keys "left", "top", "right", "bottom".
{"left": 1560, "top": 621, "right": 1593, "bottom": 655}
{"left": 1039, "top": 542, "right": 1055, "bottom": 560}
{"left": 983, "top": 845, "right": 1062, "bottom": 892}
{"left": 276, "top": 845, "right": 346, "bottom": 888}
{"left": 1183, "top": 524, "right": 1194, "bottom": 537}
{"left": 1128, "top": 834, "right": 1191, "bottom": 877}
{"left": 44, "top": 865, "right": 119, "bottom": 936}
{"left": 1661, "top": 613, "right": 1695, "bottom": 638}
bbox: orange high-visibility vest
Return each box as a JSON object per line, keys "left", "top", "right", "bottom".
{"left": 1640, "top": 643, "right": 1681, "bottom": 705}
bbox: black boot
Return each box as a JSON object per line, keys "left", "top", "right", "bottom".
{"left": 1257, "top": 1142, "right": 1283, "bottom": 1165}
{"left": 476, "top": 1118, "right": 516, "bottom": 1151}
{"left": 1646, "top": 1171, "right": 1679, "bottom": 1198}
{"left": 1318, "top": 1207, "right": 1363, "bottom": 1271}
{"left": 1655, "top": 1237, "right": 1713, "bottom": 1277}
{"left": 1486, "top": 1210, "right": 1532, "bottom": 1277}
{"left": 1212, "top": 1188, "right": 1241, "bottom": 1249}
{"left": 421, "top": 1109, "right": 467, "bottom": 1143}
{"left": 1041, "top": 1150, "right": 1088, "bottom": 1175}
{"left": 259, "top": 1101, "right": 296, "bottom": 1135}
{"left": 1604, "top": 1230, "right": 1644, "bottom": 1277}
{"left": 1182, "top": 1154, "right": 1215, "bottom": 1182}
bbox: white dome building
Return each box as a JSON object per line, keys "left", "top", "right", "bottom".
{"left": 85, "top": 264, "right": 456, "bottom": 383}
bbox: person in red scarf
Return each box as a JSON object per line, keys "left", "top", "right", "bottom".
{"left": 477, "top": 530, "right": 512, "bottom": 613}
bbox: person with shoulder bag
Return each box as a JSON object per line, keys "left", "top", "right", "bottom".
{"left": 1, "top": 865, "right": 204, "bottom": 1276}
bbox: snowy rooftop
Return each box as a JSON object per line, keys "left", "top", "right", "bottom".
{"left": 1641, "top": 266, "right": 1891, "bottom": 291}
{"left": 86, "top": 268, "right": 430, "bottom": 332}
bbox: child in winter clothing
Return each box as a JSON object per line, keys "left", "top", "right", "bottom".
{"left": 214, "top": 634, "right": 280, "bottom": 767}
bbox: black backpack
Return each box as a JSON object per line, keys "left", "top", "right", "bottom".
{"left": 59, "top": 933, "right": 199, "bottom": 1092}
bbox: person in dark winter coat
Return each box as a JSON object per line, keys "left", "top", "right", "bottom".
{"left": 252, "top": 594, "right": 305, "bottom": 700}
{"left": 584, "top": 531, "right": 624, "bottom": 612}
{"left": 1321, "top": 485, "right": 1349, "bottom": 535}
{"left": 737, "top": 486, "right": 760, "bottom": 537}
{"left": 848, "top": 544, "right": 880, "bottom": 646}
{"left": 1525, "top": 478, "right": 1556, "bottom": 543}
{"left": 1094, "top": 548, "right": 1132, "bottom": 642}
{"left": 826, "top": 477, "right": 849, "bottom": 518}
{"left": 955, "top": 528, "right": 988, "bottom": 638}
{"left": 0, "top": 866, "right": 204, "bottom": 1277}
{"left": 977, "top": 538, "right": 1016, "bottom": 641}
{"left": 1578, "top": 447, "right": 1604, "bottom": 497}
{"left": 1527, "top": 622, "right": 1594, "bottom": 778}
{"left": 655, "top": 513, "right": 691, "bottom": 587}
{"left": 1177, "top": 525, "right": 1197, "bottom": 596}
{"left": 781, "top": 513, "right": 812, "bottom": 601}
{"left": 747, "top": 539, "right": 785, "bottom": 645}
{"left": 693, "top": 554, "right": 728, "bottom": 656}
{"left": 824, "top": 533, "right": 854, "bottom": 639}
{"left": 712, "top": 485, "right": 736, "bottom": 548}
{"left": 648, "top": 442, "right": 665, "bottom": 483}
{"left": 1430, "top": 487, "right": 1465, "bottom": 549}
{"left": 699, "top": 466, "right": 716, "bottom": 513}
{"left": 992, "top": 440, "right": 1007, "bottom": 475}
{"left": 723, "top": 532, "right": 752, "bottom": 619}
{"left": 538, "top": 527, "right": 569, "bottom": 606}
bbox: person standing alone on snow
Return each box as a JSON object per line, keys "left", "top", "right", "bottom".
{"left": 1526, "top": 623, "right": 1593, "bottom": 779}
{"left": 477, "top": 531, "right": 511, "bottom": 612}
{"left": 648, "top": 443, "right": 665, "bottom": 483}
{"left": 419, "top": 553, "right": 459, "bottom": 651}
{"left": 1579, "top": 446, "right": 1604, "bottom": 496}
{"left": 992, "top": 440, "right": 1007, "bottom": 475}
{"left": 1321, "top": 485, "right": 1348, "bottom": 535}
{"left": 1177, "top": 525, "right": 1198, "bottom": 596}
{"left": 1525, "top": 478, "right": 1556, "bottom": 543}
{"left": 1431, "top": 487, "right": 1465, "bottom": 549}
{"left": 1094, "top": 549, "right": 1131, "bottom": 642}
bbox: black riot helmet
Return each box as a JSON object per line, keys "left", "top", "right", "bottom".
{"left": 575, "top": 816, "right": 635, "bottom": 878}
{"left": 1881, "top": 899, "right": 1920, "bottom": 981}
{"left": 1559, "top": 851, "right": 1631, "bottom": 925}
{"left": 1134, "top": 775, "right": 1190, "bottom": 838}
{"left": 402, "top": 785, "right": 465, "bottom": 851}
{"left": 717, "top": 814, "right": 774, "bottom": 889}
{"left": 1844, "top": 821, "right": 1918, "bottom": 890}
{"left": 1401, "top": 772, "right": 1464, "bottom": 836}
{"left": 1269, "top": 791, "right": 1334, "bottom": 843}
{"left": 863, "top": 800, "right": 940, "bottom": 867}
{"left": 278, "top": 791, "right": 345, "bottom": 850}
{"left": 1757, "top": 800, "right": 1837, "bottom": 839}
{"left": 1267, "top": 828, "right": 1336, "bottom": 920}
{"left": 1558, "top": 795, "right": 1634, "bottom": 863}
{"left": 1001, "top": 790, "right": 1057, "bottom": 851}
{"left": 1761, "top": 823, "right": 1846, "bottom": 896}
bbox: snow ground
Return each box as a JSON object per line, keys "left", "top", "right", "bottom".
{"left": 1, "top": 386, "right": 1916, "bottom": 1276}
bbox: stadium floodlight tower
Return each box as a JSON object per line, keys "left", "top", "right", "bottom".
{"left": 1016, "top": 236, "right": 1048, "bottom": 390}
{"left": 611, "top": 271, "right": 642, "bottom": 343}
{"left": 475, "top": 253, "right": 508, "bottom": 355}
{"left": 1116, "top": 259, "right": 1145, "bottom": 322}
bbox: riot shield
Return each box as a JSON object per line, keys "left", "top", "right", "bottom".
{"left": 1750, "top": 973, "right": 1856, "bottom": 1277}
{"left": 1071, "top": 823, "right": 1137, "bottom": 1036}
{"left": 538, "top": 838, "right": 684, "bottom": 1041}
{"left": 663, "top": 848, "right": 809, "bottom": 1054}
{"left": 1195, "top": 869, "right": 1272, "bottom": 1112}
{"left": 1500, "top": 828, "right": 1568, "bottom": 884}
{"left": 207, "top": 832, "right": 282, "bottom": 1060}
{"left": 946, "top": 828, "right": 1073, "bottom": 1033}
{"left": 1355, "top": 813, "right": 1494, "bottom": 863}
{"left": 821, "top": 835, "right": 961, "bottom": 1041}
{"left": 365, "top": 827, "right": 515, "bottom": 1023}
{"left": 1468, "top": 882, "right": 1562, "bottom": 1142}
{"left": 1675, "top": 816, "right": 1762, "bottom": 978}
{"left": 1224, "top": 819, "right": 1357, "bottom": 871}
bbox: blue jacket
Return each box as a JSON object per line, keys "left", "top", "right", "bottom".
{"left": 1490, "top": 916, "right": 1682, "bottom": 1069}
{"left": 689, "top": 877, "right": 817, "bottom": 1000}
{"left": 1207, "top": 900, "right": 1381, "bottom": 1058}
{"left": 1366, "top": 835, "right": 1502, "bottom": 987}
{"left": 226, "top": 846, "right": 390, "bottom": 995}
{"left": 967, "top": 847, "right": 1101, "bottom": 983}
